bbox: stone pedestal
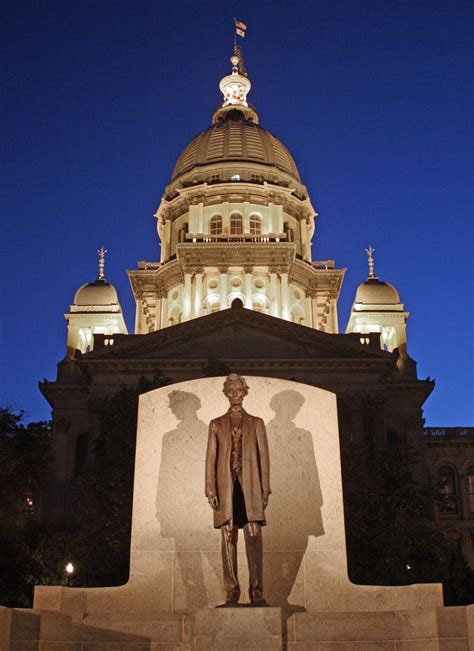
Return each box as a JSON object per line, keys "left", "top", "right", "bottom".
{"left": 193, "top": 607, "right": 282, "bottom": 650}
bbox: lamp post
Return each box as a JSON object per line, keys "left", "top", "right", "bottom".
{"left": 64, "top": 562, "right": 74, "bottom": 587}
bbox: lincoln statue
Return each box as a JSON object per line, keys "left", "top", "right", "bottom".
{"left": 205, "top": 374, "right": 271, "bottom": 607}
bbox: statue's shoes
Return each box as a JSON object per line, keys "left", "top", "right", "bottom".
{"left": 216, "top": 601, "right": 241, "bottom": 608}
{"left": 249, "top": 598, "right": 270, "bottom": 607}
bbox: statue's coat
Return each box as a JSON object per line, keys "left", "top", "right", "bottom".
{"left": 205, "top": 409, "right": 271, "bottom": 528}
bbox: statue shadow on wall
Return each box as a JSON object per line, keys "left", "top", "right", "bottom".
{"left": 155, "top": 390, "right": 218, "bottom": 612}
{"left": 155, "top": 388, "right": 324, "bottom": 613}
{"left": 264, "top": 390, "right": 324, "bottom": 611}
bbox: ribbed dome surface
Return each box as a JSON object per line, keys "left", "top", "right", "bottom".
{"left": 172, "top": 113, "right": 300, "bottom": 181}
{"left": 355, "top": 279, "right": 400, "bottom": 305}
{"left": 73, "top": 280, "right": 119, "bottom": 307}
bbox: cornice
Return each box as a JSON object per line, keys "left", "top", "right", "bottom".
{"left": 176, "top": 241, "right": 296, "bottom": 273}
{"left": 155, "top": 181, "right": 316, "bottom": 223}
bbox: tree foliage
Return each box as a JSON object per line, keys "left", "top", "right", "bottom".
{"left": 68, "top": 371, "right": 171, "bottom": 587}
{"left": 0, "top": 408, "right": 51, "bottom": 606}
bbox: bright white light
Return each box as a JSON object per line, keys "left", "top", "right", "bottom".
{"left": 65, "top": 562, "right": 74, "bottom": 575}
{"left": 231, "top": 174, "right": 240, "bottom": 181}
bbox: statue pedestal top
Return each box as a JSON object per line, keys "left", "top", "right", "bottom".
{"left": 194, "top": 606, "right": 282, "bottom": 650}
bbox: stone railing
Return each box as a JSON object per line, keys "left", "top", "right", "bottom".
{"left": 423, "top": 427, "right": 474, "bottom": 438}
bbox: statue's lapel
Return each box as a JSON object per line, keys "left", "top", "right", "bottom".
{"left": 224, "top": 412, "right": 232, "bottom": 441}
{"left": 242, "top": 409, "right": 250, "bottom": 443}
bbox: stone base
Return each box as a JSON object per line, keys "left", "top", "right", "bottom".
{"left": 286, "top": 607, "right": 474, "bottom": 650}
{"left": 2, "top": 605, "right": 474, "bottom": 650}
{"left": 193, "top": 607, "right": 282, "bottom": 650}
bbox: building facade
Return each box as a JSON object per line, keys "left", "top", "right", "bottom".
{"left": 40, "top": 49, "right": 445, "bottom": 566}
{"left": 424, "top": 427, "right": 474, "bottom": 568}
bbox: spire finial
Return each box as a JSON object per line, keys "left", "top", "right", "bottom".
{"left": 365, "top": 246, "right": 377, "bottom": 279}
{"left": 212, "top": 21, "right": 258, "bottom": 124}
{"left": 98, "top": 245, "right": 107, "bottom": 281}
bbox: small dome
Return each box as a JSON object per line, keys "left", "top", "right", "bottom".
{"left": 171, "top": 111, "right": 300, "bottom": 182}
{"left": 73, "top": 280, "right": 119, "bottom": 307}
{"left": 354, "top": 279, "right": 400, "bottom": 305}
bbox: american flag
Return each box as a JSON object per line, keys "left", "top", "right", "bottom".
{"left": 234, "top": 19, "right": 247, "bottom": 38}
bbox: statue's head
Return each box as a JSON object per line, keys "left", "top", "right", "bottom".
{"left": 223, "top": 374, "right": 249, "bottom": 408}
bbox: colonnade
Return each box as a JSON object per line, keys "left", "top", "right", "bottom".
{"left": 148, "top": 269, "right": 340, "bottom": 334}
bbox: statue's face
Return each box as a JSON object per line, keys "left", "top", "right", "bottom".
{"left": 225, "top": 381, "right": 245, "bottom": 407}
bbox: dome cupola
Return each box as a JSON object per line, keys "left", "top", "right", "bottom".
{"left": 167, "top": 51, "right": 304, "bottom": 196}
{"left": 346, "top": 247, "right": 409, "bottom": 356}
{"left": 65, "top": 247, "right": 127, "bottom": 354}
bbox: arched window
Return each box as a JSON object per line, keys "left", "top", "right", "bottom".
{"left": 230, "top": 213, "right": 243, "bottom": 235}
{"left": 249, "top": 215, "right": 262, "bottom": 235}
{"left": 468, "top": 467, "right": 474, "bottom": 515}
{"left": 74, "top": 432, "right": 89, "bottom": 476}
{"left": 438, "top": 465, "right": 459, "bottom": 515}
{"left": 210, "top": 215, "right": 223, "bottom": 235}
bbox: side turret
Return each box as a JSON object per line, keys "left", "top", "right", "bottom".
{"left": 346, "top": 247, "right": 409, "bottom": 357}
{"left": 65, "top": 247, "right": 127, "bottom": 355}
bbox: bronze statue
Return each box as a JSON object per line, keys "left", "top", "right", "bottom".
{"left": 205, "top": 374, "right": 271, "bottom": 607}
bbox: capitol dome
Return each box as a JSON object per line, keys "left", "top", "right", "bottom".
{"left": 171, "top": 109, "right": 301, "bottom": 183}
{"left": 354, "top": 279, "right": 400, "bottom": 305}
{"left": 73, "top": 280, "right": 120, "bottom": 308}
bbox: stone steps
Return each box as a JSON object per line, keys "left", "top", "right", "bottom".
{"left": 286, "top": 607, "right": 472, "bottom": 650}
{"left": 82, "top": 612, "right": 190, "bottom": 646}
{"left": 2, "top": 605, "right": 473, "bottom": 650}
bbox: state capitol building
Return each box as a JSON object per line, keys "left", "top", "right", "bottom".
{"left": 39, "top": 47, "right": 474, "bottom": 568}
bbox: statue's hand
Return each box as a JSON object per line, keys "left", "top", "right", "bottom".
{"left": 208, "top": 495, "right": 219, "bottom": 511}
{"left": 262, "top": 492, "right": 270, "bottom": 509}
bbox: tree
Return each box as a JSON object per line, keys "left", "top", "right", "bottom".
{"left": 68, "top": 370, "right": 171, "bottom": 587}
{"left": 0, "top": 408, "right": 51, "bottom": 607}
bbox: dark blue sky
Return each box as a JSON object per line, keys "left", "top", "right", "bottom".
{"left": 1, "top": 0, "right": 472, "bottom": 425}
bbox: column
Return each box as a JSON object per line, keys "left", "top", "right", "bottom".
{"left": 155, "top": 292, "right": 163, "bottom": 330}
{"left": 305, "top": 294, "right": 313, "bottom": 328}
{"left": 268, "top": 203, "right": 274, "bottom": 233}
{"left": 311, "top": 293, "right": 319, "bottom": 330}
{"left": 161, "top": 295, "right": 168, "bottom": 328}
{"left": 330, "top": 295, "right": 339, "bottom": 334}
{"left": 280, "top": 272, "right": 290, "bottom": 321}
{"left": 300, "top": 218, "right": 310, "bottom": 261}
{"left": 243, "top": 201, "right": 250, "bottom": 233}
{"left": 244, "top": 267, "right": 253, "bottom": 309}
{"left": 198, "top": 203, "right": 204, "bottom": 234}
{"left": 194, "top": 271, "right": 203, "bottom": 318}
{"left": 270, "top": 270, "right": 279, "bottom": 317}
{"left": 183, "top": 273, "right": 192, "bottom": 321}
{"left": 164, "top": 220, "right": 172, "bottom": 261}
{"left": 219, "top": 267, "right": 228, "bottom": 310}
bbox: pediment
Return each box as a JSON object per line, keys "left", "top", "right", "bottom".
{"left": 85, "top": 306, "right": 390, "bottom": 364}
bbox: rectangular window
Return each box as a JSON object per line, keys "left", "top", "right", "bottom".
{"left": 469, "top": 474, "right": 474, "bottom": 514}
{"left": 251, "top": 174, "right": 262, "bottom": 183}
{"left": 210, "top": 174, "right": 220, "bottom": 183}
